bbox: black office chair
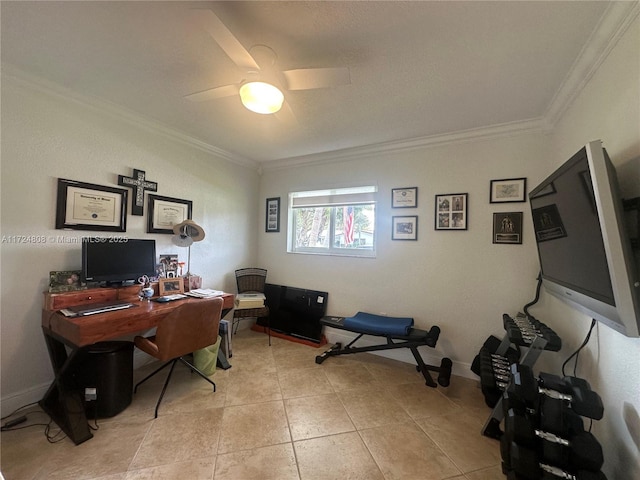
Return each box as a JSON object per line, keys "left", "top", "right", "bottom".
{"left": 232, "top": 268, "right": 271, "bottom": 345}
{"left": 133, "top": 297, "right": 223, "bottom": 418}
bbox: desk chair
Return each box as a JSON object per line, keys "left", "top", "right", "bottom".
{"left": 133, "top": 297, "right": 223, "bottom": 418}
{"left": 232, "top": 268, "right": 271, "bottom": 345}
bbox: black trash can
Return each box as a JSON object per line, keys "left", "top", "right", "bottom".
{"left": 73, "top": 341, "right": 134, "bottom": 418}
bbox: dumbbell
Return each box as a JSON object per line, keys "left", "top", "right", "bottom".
{"left": 505, "top": 443, "right": 607, "bottom": 480}
{"left": 504, "top": 409, "right": 603, "bottom": 472}
{"left": 507, "top": 365, "right": 604, "bottom": 420}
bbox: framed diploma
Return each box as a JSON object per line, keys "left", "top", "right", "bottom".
{"left": 392, "top": 187, "right": 418, "bottom": 208}
{"left": 147, "top": 194, "right": 192, "bottom": 234}
{"left": 55, "top": 178, "right": 128, "bottom": 232}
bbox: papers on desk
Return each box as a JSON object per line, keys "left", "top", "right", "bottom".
{"left": 185, "top": 289, "right": 225, "bottom": 298}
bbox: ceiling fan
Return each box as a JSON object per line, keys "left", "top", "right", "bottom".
{"left": 185, "top": 9, "right": 351, "bottom": 116}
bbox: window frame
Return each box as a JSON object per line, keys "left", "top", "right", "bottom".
{"left": 287, "top": 186, "right": 377, "bottom": 258}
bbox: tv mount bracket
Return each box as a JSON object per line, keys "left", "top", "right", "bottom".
{"left": 623, "top": 197, "right": 639, "bottom": 250}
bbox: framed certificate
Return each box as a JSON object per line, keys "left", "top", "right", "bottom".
{"left": 55, "top": 178, "right": 127, "bottom": 232}
{"left": 392, "top": 187, "right": 418, "bottom": 208}
{"left": 147, "top": 194, "right": 192, "bottom": 234}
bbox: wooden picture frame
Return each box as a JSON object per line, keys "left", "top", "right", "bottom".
{"left": 392, "top": 216, "right": 418, "bottom": 240}
{"left": 55, "top": 178, "right": 128, "bottom": 232}
{"left": 391, "top": 187, "right": 418, "bottom": 208}
{"left": 435, "top": 193, "right": 468, "bottom": 230}
{"left": 490, "top": 178, "right": 527, "bottom": 203}
{"left": 159, "top": 277, "right": 185, "bottom": 296}
{"left": 147, "top": 194, "right": 192, "bottom": 234}
{"left": 265, "top": 197, "right": 280, "bottom": 232}
{"left": 493, "top": 212, "right": 523, "bottom": 244}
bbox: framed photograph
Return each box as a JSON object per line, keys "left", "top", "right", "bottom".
{"left": 159, "top": 277, "right": 185, "bottom": 296}
{"left": 147, "top": 194, "right": 192, "bottom": 234}
{"left": 493, "top": 212, "right": 523, "bottom": 244}
{"left": 265, "top": 197, "right": 280, "bottom": 232}
{"left": 392, "top": 187, "right": 418, "bottom": 208}
{"left": 435, "top": 193, "right": 468, "bottom": 230}
{"left": 392, "top": 216, "right": 418, "bottom": 240}
{"left": 158, "top": 254, "right": 179, "bottom": 278}
{"left": 490, "top": 178, "right": 527, "bottom": 203}
{"left": 55, "top": 178, "right": 128, "bottom": 232}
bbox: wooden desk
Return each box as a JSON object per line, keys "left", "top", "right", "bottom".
{"left": 40, "top": 285, "right": 234, "bottom": 445}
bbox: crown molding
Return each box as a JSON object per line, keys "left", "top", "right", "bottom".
{"left": 261, "top": 117, "right": 545, "bottom": 171}
{"left": 1, "top": 63, "right": 258, "bottom": 170}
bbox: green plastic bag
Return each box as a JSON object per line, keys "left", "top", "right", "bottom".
{"left": 193, "top": 336, "right": 221, "bottom": 376}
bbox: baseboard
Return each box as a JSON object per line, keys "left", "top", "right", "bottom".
{"left": 323, "top": 327, "right": 476, "bottom": 381}
{"left": 0, "top": 382, "right": 50, "bottom": 418}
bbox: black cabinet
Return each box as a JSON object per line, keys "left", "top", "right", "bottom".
{"left": 260, "top": 283, "right": 328, "bottom": 343}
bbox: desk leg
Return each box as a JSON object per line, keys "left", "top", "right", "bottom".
{"left": 40, "top": 330, "right": 93, "bottom": 445}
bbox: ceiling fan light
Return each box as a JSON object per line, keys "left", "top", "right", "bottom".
{"left": 239, "top": 81, "right": 284, "bottom": 114}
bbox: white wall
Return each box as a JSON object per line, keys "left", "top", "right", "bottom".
{"left": 258, "top": 131, "right": 552, "bottom": 373}
{"left": 0, "top": 73, "right": 260, "bottom": 414}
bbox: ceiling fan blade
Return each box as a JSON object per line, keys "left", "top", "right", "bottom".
{"left": 282, "top": 67, "right": 351, "bottom": 91}
{"left": 197, "top": 9, "right": 259, "bottom": 71}
{"left": 184, "top": 84, "right": 239, "bottom": 102}
{"left": 274, "top": 99, "right": 299, "bottom": 126}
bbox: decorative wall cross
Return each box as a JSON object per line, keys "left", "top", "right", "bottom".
{"left": 118, "top": 169, "right": 158, "bottom": 216}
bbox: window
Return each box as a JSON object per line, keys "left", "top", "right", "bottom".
{"left": 288, "top": 186, "right": 377, "bottom": 257}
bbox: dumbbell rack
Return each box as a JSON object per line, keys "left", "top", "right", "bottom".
{"left": 481, "top": 313, "right": 562, "bottom": 439}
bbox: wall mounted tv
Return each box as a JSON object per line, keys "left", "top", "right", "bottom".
{"left": 529, "top": 140, "right": 640, "bottom": 337}
{"left": 82, "top": 238, "right": 156, "bottom": 285}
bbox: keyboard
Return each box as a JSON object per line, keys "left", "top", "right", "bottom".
{"left": 69, "top": 301, "right": 135, "bottom": 316}
{"left": 155, "top": 294, "right": 188, "bottom": 303}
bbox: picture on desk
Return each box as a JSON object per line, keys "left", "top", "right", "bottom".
{"left": 159, "top": 278, "right": 184, "bottom": 296}
{"left": 158, "top": 254, "right": 178, "bottom": 278}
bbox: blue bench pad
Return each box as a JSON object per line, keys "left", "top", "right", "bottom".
{"left": 343, "top": 311, "right": 414, "bottom": 337}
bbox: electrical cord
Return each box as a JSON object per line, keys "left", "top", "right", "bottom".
{"left": 523, "top": 271, "right": 543, "bottom": 320}
{"left": 561, "top": 318, "right": 597, "bottom": 377}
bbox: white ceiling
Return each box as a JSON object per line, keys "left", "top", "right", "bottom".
{"left": 1, "top": 1, "right": 634, "bottom": 166}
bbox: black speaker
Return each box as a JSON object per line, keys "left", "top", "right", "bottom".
{"left": 73, "top": 341, "right": 134, "bottom": 418}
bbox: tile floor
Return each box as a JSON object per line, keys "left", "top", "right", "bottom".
{"left": 1, "top": 329, "right": 503, "bottom": 480}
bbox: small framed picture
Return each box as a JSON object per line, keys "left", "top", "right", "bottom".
{"left": 49, "top": 270, "right": 86, "bottom": 293}
{"left": 435, "top": 193, "right": 468, "bottom": 230}
{"left": 265, "top": 197, "right": 280, "bottom": 232}
{"left": 159, "top": 277, "right": 185, "bottom": 296}
{"left": 493, "top": 212, "right": 523, "bottom": 244}
{"left": 392, "top": 216, "right": 418, "bottom": 240}
{"left": 490, "top": 178, "right": 527, "bottom": 203}
{"left": 392, "top": 187, "right": 418, "bottom": 208}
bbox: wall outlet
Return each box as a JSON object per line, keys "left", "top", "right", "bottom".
{"left": 85, "top": 387, "right": 97, "bottom": 401}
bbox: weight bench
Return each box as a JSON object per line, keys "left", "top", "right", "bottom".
{"left": 316, "top": 312, "right": 452, "bottom": 388}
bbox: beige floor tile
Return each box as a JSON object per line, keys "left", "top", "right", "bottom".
{"left": 214, "top": 443, "right": 300, "bottom": 480}
{"left": 465, "top": 464, "right": 505, "bottom": 479}
{"left": 294, "top": 431, "right": 384, "bottom": 480}
{"left": 362, "top": 356, "right": 425, "bottom": 386}
{"left": 273, "top": 348, "right": 325, "bottom": 372}
{"left": 359, "top": 422, "right": 462, "bottom": 480}
{"left": 124, "top": 457, "right": 215, "bottom": 480}
{"left": 129, "top": 408, "right": 223, "bottom": 470}
{"left": 389, "top": 381, "right": 463, "bottom": 419}
{"left": 42, "top": 415, "right": 151, "bottom": 479}
{"left": 417, "top": 412, "right": 502, "bottom": 473}
{"left": 277, "top": 367, "right": 335, "bottom": 399}
{"left": 224, "top": 371, "right": 282, "bottom": 406}
{"left": 322, "top": 363, "right": 380, "bottom": 391}
{"left": 438, "top": 375, "right": 489, "bottom": 423}
{"left": 337, "top": 386, "right": 412, "bottom": 429}
{"left": 217, "top": 400, "right": 291, "bottom": 453}
{"left": 284, "top": 393, "right": 355, "bottom": 441}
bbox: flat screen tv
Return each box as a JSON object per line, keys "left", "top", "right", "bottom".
{"left": 529, "top": 140, "right": 640, "bottom": 337}
{"left": 82, "top": 238, "right": 156, "bottom": 285}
